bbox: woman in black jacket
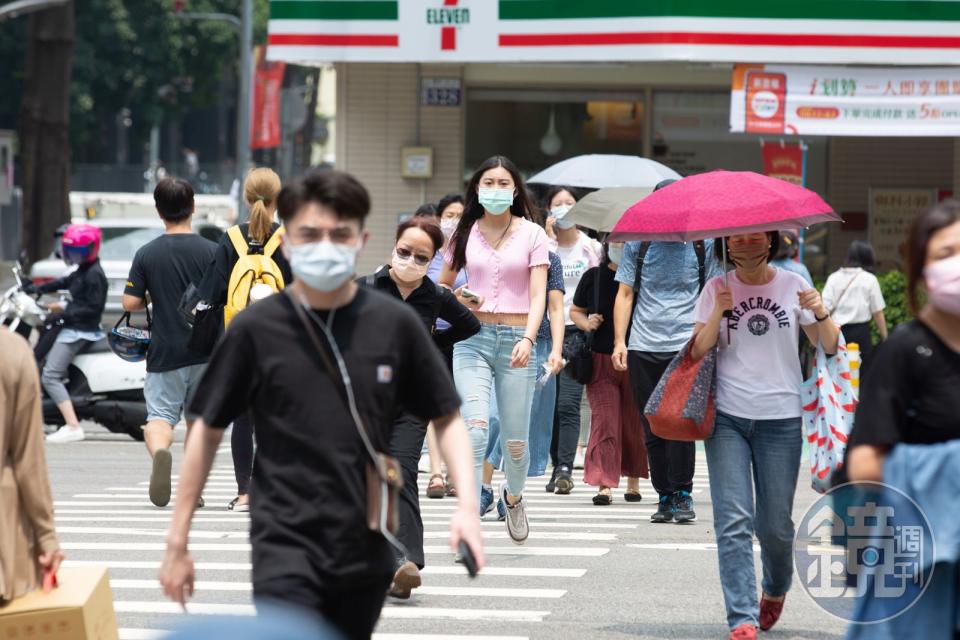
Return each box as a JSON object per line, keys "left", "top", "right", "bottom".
{"left": 197, "top": 168, "right": 291, "bottom": 512}
{"left": 34, "top": 224, "right": 107, "bottom": 444}
{"left": 362, "top": 215, "right": 480, "bottom": 600}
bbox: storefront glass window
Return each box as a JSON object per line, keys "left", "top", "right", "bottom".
{"left": 465, "top": 90, "right": 645, "bottom": 179}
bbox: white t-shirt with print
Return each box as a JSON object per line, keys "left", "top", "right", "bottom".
{"left": 694, "top": 268, "right": 817, "bottom": 420}
{"left": 554, "top": 232, "right": 601, "bottom": 325}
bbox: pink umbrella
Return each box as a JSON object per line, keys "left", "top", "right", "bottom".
{"left": 609, "top": 170, "right": 840, "bottom": 243}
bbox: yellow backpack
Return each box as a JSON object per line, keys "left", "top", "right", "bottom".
{"left": 224, "top": 225, "right": 285, "bottom": 326}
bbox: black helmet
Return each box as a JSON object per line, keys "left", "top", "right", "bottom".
{"left": 109, "top": 310, "right": 151, "bottom": 363}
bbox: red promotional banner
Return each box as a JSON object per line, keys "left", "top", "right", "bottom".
{"left": 761, "top": 141, "right": 805, "bottom": 186}
{"left": 250, "top": 47, "right": 286, "bottom": 150}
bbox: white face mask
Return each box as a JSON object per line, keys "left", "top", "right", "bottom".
{"left": 391, "top": 249, "right": 429, "bottom": 284}
{"left": 287, "top": 240, "right": 360, "bottom": 292}
{"left": 440, "top": 218, "right": 459, "bottom": 239}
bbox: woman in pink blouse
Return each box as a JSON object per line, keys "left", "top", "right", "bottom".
{"left": 441, "top": 155, "right": 549, "bottom": 545}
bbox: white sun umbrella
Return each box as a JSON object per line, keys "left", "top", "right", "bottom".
{"left": 527, "top": 154, "right": 681, "bottom": 189}
{"left": 563, "top": 187, "right": 654, "bottom": 233}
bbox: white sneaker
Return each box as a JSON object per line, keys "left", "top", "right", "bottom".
{"left": 500, "top": 482, "right": 529, "bottom": 545}
{"left": 46, "top": 426, "right": 85, "bottom": 443}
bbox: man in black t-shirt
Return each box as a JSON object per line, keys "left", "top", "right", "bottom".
{"left": 123, "top": 178, "right": 217, "bottom": 508}
{"left": 159, "top": 170, "right": 484, "bottom": 640}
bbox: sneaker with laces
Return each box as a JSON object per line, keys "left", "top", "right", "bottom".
{"left": 479, "top": 486, "right": 494, "bottom": 517}
{"left": 673, "top": 490, "right": 697, "bottom": 523}
{"left": 554, "top": 465, "right": 574, "bottom": 495}
{"left": 651, "top": 494, "right": 675, "bottom": 523}
{"left": 46, "top": 425, "right": 85, "bottom": 443}
{"left": 545, "top": 467, "right": 559, "bottom": 493}
{"left": 500, "top": 483, "right": 529, "bottom": 544}
{"left": 729, "top": 623, "right": 758, "bottom": 640}
{"left": 496, "top": 494, "right": 506, "bottom": 521}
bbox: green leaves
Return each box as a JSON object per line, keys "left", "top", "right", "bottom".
{"left": 873, "top": 269, "right": 913, "bottom": 343}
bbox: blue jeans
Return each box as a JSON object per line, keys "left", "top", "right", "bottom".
{"left": 705, "top": 411, "right": 803, "bottom": 630}
{"left": 486, "top": 339, "right": 555, "bottom": 477}
{"left": 454, "top": 323, "right": 537, "bottom": 499}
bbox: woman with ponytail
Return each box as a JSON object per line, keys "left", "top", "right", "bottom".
{"left": 198, "top": 167, "right": 292, "bottom": 512}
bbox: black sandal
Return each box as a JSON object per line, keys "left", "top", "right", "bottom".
{"left": 624, "top": 490, "right": 643, "bottom": 503}
{"left": 592, "top": 491, "right": 613, "bottom": 506}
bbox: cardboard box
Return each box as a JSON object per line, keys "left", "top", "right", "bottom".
{"left": 0, "top": 567, "right": 118, "bottom": 640}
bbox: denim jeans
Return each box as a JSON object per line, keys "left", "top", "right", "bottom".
{"left": 454, "top": 323, "right": 538, "bottom": 500}
{"left": 705, "top": 411, "right": 803, "bottom": 630}
{"left": 486, "top": 339, "right": 555, "bottom": 477}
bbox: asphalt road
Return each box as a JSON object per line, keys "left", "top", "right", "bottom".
{"left": 39, "top": 422, "right": 850, "bottom": 640}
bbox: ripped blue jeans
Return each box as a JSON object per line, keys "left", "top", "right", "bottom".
{"left": 453, "top": 323, "right": 537, "bottom": 500}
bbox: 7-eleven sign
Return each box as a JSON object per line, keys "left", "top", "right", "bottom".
{"left": 427, "top": 0, "right": 470, "bottom": 51}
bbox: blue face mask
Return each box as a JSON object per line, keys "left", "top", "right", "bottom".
{"left": 478, "top": 188, "right": 514, "bottom": 215}
{"left": 607, "top": 245, "right": 623, "bottom": 265}
{"left": 287, "top": 240, "right": 360, "bottom": 292}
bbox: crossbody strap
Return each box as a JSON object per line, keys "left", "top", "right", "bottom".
{"left": 632, "top": 241, "right": 651, "bottom": 293}
{"left": 829, "top": 271, "right": 862, "bottom": 315}
{"left": 693, "top": 240, "right": 707, "bottom": 293}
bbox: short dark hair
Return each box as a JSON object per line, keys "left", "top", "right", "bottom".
{"left": 436, "top": 193, "right": 464, "bottom": 217}
{"left": 906, "top": 199, "right": 960, "bottom": 314}
{"left": 414, "top": 202, "right": 437, "bottom": 218}
{"left": 845, "top": 240, "right": 877, "bottom": 272}
{"left": 277, "top": 169, "right": 371, "bottom": 226}
{"left": 714, "top": 232, "right": 780, "bottom": 263}
{"left": 396, "top": 216, "right": 444, "bottom": 255}
{"left": 153, "top": 177, "right": 194, "bottom": 223}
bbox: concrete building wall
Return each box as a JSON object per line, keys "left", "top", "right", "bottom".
{"left": 336, "top": 63, "right": 464, "bottom": 275}
{"left": 826, "top": 137, "right": 956, "bottom": 271}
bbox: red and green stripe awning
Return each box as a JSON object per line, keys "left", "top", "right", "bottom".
{"left": 266, "top": 0, "right": 960, "bottom": 64}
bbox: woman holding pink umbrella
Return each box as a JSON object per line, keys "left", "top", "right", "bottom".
{"left": 690, "top": 233, "right": 839, "bottom": 640}
{"left": 609, "top": 171, "right": 843, "bottom": 640}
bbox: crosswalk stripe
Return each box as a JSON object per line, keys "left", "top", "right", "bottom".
{"left": 60, "top": 542, "right": 608, "bottom": 557}
{"left": 66, "top": 560, "right": 586, "bottom": 578}
{"left": 109, "top": 580, "right": 566, "bottom": 599}
{"left": 113, "top": 602, "right": 551, "bottom": 622}
{"left": 57, "top": 527, "right": 615, "bottom": 542}
{"left": 54, "top": 501, "right": 658, "bottom": 515}
{"left": 52, "top": 516, "right": 636, "bottom": 529}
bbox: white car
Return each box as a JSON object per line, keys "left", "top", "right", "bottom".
{"left": 30, "top": 218, "right": 226, "bottom": 316}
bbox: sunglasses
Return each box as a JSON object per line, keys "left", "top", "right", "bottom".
{"left": 395, "top": 246, "right": 432, "bottom": 266}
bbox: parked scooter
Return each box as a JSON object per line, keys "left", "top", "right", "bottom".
{"left": 0, "top": 262, "right": 148, "bottom": 440}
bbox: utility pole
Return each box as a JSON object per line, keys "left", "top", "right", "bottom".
{"left": 237, "top": 0, "right": 252, "bottom": 222}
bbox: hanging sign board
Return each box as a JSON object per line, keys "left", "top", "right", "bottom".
{"left": 732, "top": 64, "right": 960, "bottom": 136}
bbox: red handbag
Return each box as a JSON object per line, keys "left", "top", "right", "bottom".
{"left": 643, "top": 338, "right": 718, "bottom": 441}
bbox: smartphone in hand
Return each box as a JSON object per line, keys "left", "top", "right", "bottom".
{"left": 458, "top": 540, "right": 479, "bottom": 578}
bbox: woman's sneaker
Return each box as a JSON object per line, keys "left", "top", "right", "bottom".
{"left": 651, "top": 494, "right": 675, "bottom": 523}
{"left": 673, "top": 490, "right": 697, "bottom": 523}
{"left": 500, "top": 483, "right": 529, "bottom": 544}
{"left": 479, "top": 486, "right": 495, "bottom": 517}
{"left": 545, "top": 467, "right": 560, "bottom": 493}
{"left": 46, "top": 425, "right": 85, "bottom": 443}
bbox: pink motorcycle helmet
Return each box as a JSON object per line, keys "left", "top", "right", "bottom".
{"left": 61, "top": 223, "right": 102, "bottom": 265}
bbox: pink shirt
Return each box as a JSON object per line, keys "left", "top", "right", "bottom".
{"left": 446, "top": 218, "right": 550, "bottom": 314}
